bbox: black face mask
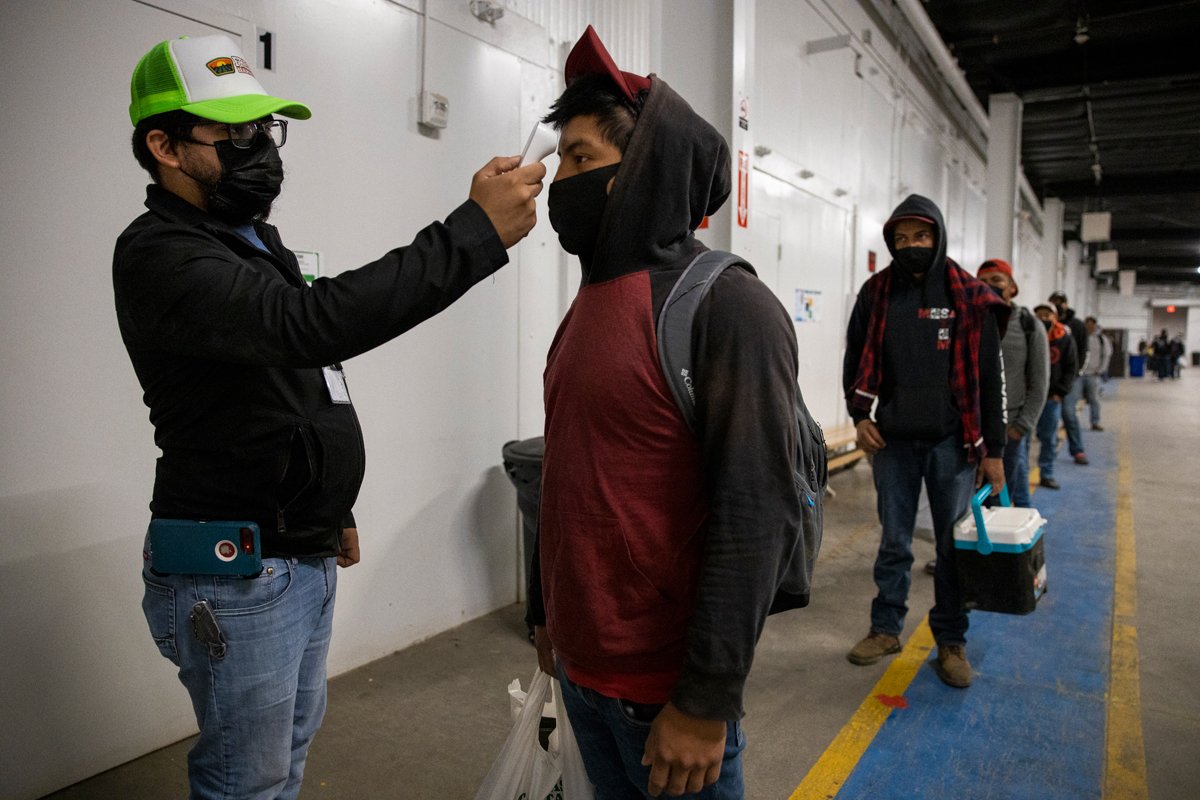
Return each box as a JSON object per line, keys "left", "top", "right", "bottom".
{"left": 1042, "top": 319, "right": 1053, "bottom": 332}
{"left": 987, "top": 284, "right": 1006, "bottom": 300}
{"left": 548, "top": 163, "right": 621, "bottom": 258}
{"left": 892, "top": 246, "right": 935, "bottom": 276}
{"left": 199, "top": 137, "right": 284, "bottom": 225}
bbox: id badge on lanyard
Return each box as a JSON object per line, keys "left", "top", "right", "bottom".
{"left": 322, "top": 364, "right": 351, "bottom": 404}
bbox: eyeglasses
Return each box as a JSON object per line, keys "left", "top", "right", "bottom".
{"left": 184, "top": 119, "right": 288, "bottom": 149}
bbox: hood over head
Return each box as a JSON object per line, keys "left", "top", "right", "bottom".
{"left": 883, "top": 194, "right": 947, "bottom": 274}
{"left": 560, "top": 26, "right": 729, "bottom": 283}
{"left": 585, "top": 75, "right": 730, "bottom": 282}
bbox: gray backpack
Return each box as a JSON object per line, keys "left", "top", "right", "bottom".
{"left": 656, "top": 250, "right": 826, "bottom": 612}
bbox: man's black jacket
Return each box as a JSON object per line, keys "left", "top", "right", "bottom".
{"left": 114, "top": 185, "right": 506, "bottom": 556}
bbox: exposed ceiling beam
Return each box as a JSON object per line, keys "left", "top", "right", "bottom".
{"left": 1020, "top": 73, "right": 1200, "bottom": 104}
{"left": 1043, "top": 171, "right": 1200, "bottom": 197}
{"left": 1111, "top": 228, "right": 1200, "bottom": 242}
{"left": 1112, "top": 256, "right": 1200, "bottom": 269}
{"left": 1129, "top": 270, "right": 1200, "bottom": 284}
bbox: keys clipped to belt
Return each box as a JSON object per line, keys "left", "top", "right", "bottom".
{"left": 189, "top": 600, "right": 227, "bottom": 660}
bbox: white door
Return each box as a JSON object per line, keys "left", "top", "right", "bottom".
{"left": 750, "top": 170, "right": 853, "bottom": 431}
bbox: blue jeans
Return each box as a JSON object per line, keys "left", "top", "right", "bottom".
{"left": 1036, "top": 398, "right": 1062, "bottom": 479}
{"left": 142, "top": 557, "right": 337, "bottom": 800}
{"left": 1081, "top": 374, "right": 1102, "bottom": 426}
{"left": 556, "top": 664, "right": 745, "bottom": 799}
{"left": 869, "top": 436, "right": 976, "bottom": 646}
{"left": 1060, "top": 377, "right": 1085, "bottom": 456}
{"left": 1001, "top": 433, "right": 1032, "bottom": 508}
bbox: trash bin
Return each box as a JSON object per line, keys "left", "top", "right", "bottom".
{"left": 501, "top": 437, "right": 544, "bottom": 639}
{"left": 1128, "top": 354, "right": 1146, "bottom": 378}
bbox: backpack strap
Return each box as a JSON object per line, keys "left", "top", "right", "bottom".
{"left": 656, "top": 250, "right": 748, "bottom": 434}
{"left": 1019, "top": 305, "right": 1036, "bottom": 336}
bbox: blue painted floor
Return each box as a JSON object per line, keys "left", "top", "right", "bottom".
{"left": 837, "top": 402, "right": 1119, "bottom": 800}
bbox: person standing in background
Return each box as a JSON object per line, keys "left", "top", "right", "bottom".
{"left": 1170, "top": 333, "right": 1185, "bottom": 379}
{"left": 1152, "top": 329, "right": 1172, "bottom": 380}
{"left": 977, "top": 260, "right": 1048, "bottom": 507}
{"left": 1049, "top": 291, "right": 1089, "bottom": 465}
{"left": 1081, "top": 317, "right": 1113, "bottom": 431}
{"left": 1034, "top": 305, "right": 1079, "bottom": 490}
{"left": 843, "top": 195, "right": 1008, "bottom": 689}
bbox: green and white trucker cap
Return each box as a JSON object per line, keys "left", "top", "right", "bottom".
{"left": 129, "top": 34, "right": 311, "bottom": 125}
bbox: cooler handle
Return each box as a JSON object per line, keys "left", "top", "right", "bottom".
{"left": 970, "top": 484, "right": 1012, "bottom": 556}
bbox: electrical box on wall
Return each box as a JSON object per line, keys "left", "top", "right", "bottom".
{"left": 420, "top": 90, "right": 449, "bottom": 129}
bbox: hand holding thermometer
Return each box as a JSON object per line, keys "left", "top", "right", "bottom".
{"left": 520, "top": 121, "right": 558, "bottom": 167}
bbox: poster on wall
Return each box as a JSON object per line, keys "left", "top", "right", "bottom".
{"left": 794, "top": 288, "right": 822, "bottom": 322}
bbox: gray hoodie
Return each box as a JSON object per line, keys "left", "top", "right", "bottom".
{"left": 1002, "top": 304, "right": 1050, "bottom": 436}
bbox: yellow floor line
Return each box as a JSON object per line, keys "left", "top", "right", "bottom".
{"left": 788, "top": 454, "right": 1042, "bottom": 798}
{"left": 788, "top": 620, "right": 935, "bottom": 800}
{"left": 1103, "top": 397, "right": 1148, "bottom": 799}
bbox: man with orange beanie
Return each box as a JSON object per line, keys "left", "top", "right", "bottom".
{"left": 976, "top": 260, "right": 1048, "bottom": 507}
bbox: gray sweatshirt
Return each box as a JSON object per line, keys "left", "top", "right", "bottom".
{"left": 1002, "top": 304, "right": 1050, "bottom": 436}
{"left": 1082, "top": 330, "right": 1112, "bottom": 375}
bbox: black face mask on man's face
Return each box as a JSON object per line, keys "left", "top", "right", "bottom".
{"left": 548, "top": 163, "right": 621, "bottom": 259}
{"left": 188, "top": 136, "right": 285, "bottom": 225}
{"left": 1042, "top": 319, "right": 1054, "bottom": 332}
{"left": 892, "top": 246, "right": 935, "bottom": 276}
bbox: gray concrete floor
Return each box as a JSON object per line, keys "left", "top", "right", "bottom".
{"left": 43, "top": 373, "right": 1199, "bottom": 799}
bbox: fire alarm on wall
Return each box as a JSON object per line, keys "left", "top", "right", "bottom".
{"left": 420, "top": 90, "right": 449, "bottom": 129}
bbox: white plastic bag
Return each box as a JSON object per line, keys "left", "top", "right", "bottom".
{"left": 473, "top": 670, "right": 561, "bottom": 800}
{"left": 552, "top": 676, "right": 594, "bottom": 800}
{"left": 474, "top": 671, "right": 595, "bottom": 800}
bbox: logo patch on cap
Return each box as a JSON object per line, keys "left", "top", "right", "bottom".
{"left": 206, "top": 55, "right": 254, "bottom": 77}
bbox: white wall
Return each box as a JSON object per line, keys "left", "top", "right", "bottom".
{"left": 0, "top": 0, "right": 1074, "bottom": 796}
{"left": 1188, "top": 307, "right": 1200, "bottom": 364}
{"left": 1099, "top": 290, "right": 1153, "bottom": 350}
{"left": 0, "top": 1, "right": 614, "bottom": 796}
{"left": 738, "top": 0, "right": 999, "bottom": 433}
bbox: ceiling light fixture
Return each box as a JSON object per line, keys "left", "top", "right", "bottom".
{"left": 1074, "top": 17, "right": 1090, "bottom": 45}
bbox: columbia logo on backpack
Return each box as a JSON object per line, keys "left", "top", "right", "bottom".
{"left": 656, "top": 250, "right": 827, "bottom": 612}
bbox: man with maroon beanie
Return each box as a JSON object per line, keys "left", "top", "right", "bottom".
{"left": 531, "top": 26, "right": 804, "bottom": 798}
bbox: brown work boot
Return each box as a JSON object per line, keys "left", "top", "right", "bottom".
{"left": 847, "top": 632, "right": 902, "bottom": 665}
{"left": 933, "top": 644, "right": 973, "bottom": 688}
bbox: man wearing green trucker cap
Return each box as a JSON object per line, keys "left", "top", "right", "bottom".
{"left": 115, "top": 34, "right": 544, "bottom": 799}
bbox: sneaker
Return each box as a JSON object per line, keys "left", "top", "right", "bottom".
{"left": 1040, "top": 477, "right": 1061, "bottom": 489}
{"left": 923, "top": 559, "right": 936, "bottom": 575}
{"left": 933, "top": 645, "right": 972, "bottom": 688}
{"left": 1091, "top": 425, "right": 1104, "bottom": 432}
{"left": 1074, "top": 453, "right": 1090, "bottom": 465}
{"left": 847, "top": 632, "right": 902, "bottom": 665}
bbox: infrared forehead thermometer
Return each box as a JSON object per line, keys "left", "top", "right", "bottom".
{"left": 520, "top": 121, "right": 558, "bottom": 167}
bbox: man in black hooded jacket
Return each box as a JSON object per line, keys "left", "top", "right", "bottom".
{"left": 842, "top": 195, "right": 1008, "bottom": 689}
{"left": 1049, "top": 291, "right": 1090, "bottom": 465}
{"left": 115, "top": 34, "right": 544, "bottom": 798}
{"left": 529, "top": 26, "right": 803, "bottom": 799}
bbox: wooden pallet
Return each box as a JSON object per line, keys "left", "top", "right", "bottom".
{"left": 825, "top": 423, "right": 865, "bottom": 473}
